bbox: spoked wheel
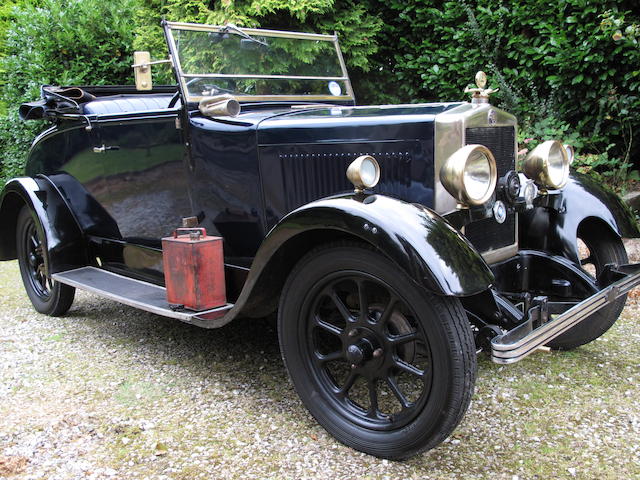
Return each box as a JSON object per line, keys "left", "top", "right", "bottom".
{"left": 278, "top": 245, "right": 476, "bottom": 459}
{"left": 16, "top": 206, "right": 75, "bottom": 316}
{"left": 547, "top": 227, "right": 628, "bottom": 350}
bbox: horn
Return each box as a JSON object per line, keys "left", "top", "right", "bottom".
{"left": 199, "top": 94, "right": 241, "bottom": 117}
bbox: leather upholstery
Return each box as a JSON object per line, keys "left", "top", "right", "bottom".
{"left": 82, "top": 95, "right": 178, "bottom": 115}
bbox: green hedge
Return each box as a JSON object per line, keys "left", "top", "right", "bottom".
{"left": 1, "top": 0, "right": 639, "bottom": 189}
{"left": 0, "top": 0, "right": 139, "bottom": 183}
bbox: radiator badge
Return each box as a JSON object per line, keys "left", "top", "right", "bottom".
{"left": 488, "top": 109, "right": 497, "bottom": 125}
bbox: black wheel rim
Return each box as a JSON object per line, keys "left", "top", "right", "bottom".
{"left": 302, "top": 271, "right": 433, "bottom": 431}
{"left": 22, "top": 219, "right": 52, "bottom": 300}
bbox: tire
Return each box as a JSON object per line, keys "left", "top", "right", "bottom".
{"left": 546, "top": 229, "right": 628, "bottom": 350}
{"left": 16, "top": 206, "right": 75, "bottom": 316}
{"left": 277, "top": 244, "right": 476, "bottom": 459}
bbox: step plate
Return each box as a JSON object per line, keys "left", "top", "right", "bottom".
{"left": 52, "top": 267, "right": 233, "bottom": 326}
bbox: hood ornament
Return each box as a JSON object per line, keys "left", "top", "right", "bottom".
{"left": 464, "top": 71, "right": 498, "bottom": 104}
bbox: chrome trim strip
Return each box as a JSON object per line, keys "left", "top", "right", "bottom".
{"left": 482, "top": 243, "right": 519, "bottom": 264}
{"left": 188, "top": 95, "right": 353, "bottom": 103}
{"left": 52, "top": 267, "right": 233, "bottom": 323}
{"left": 182, "top": 73, "right": 349, "bottom": 81}
{"left": 166, "top": 21, "right": 337, "bottom": 41}
{"left": 491, "top": 268, "right": 640, "bottom": 364}
{"left": 333, "top": 38, "right": 355, "bottom": 100}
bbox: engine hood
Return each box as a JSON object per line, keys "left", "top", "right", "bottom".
{"left": 255, "top": 103, "right": 464, "bottom": 145}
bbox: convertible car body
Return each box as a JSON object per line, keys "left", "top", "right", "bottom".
{"left": 1, "top": 21, "right": 639, "bottom": 459}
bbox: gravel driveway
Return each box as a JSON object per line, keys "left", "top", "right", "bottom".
{"left": 1, "top": 249, "right": 639, "bottom": 480}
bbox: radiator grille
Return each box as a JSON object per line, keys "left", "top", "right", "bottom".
{"left": 465, "top": 126, "right": 517, "bottom": 254}
{"left": 465, "top": 126, "right": 515, "bottom": 177}
{"left": 465, "top": 214, "right": 516, "bottom": 253}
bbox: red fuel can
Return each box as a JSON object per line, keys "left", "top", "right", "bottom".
{"left": 162, "top": 228, "right": 226, "bottom": 311}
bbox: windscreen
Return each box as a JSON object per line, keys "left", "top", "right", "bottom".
{"left": 166, "top": 24, "right": 353, "bottom": 102}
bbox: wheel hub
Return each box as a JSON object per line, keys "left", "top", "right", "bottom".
{"left": 345, "top": 338, "right": 375, "bottom": 366}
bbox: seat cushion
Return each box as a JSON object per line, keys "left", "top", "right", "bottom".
{"left": 82, "top": 94, "right": 178, "bottom": 115}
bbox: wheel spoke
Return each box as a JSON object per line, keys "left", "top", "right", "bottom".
{"left": 314, "top": 316, "right": 343, "bottom": 337}
{"left": 338, "top": 371, "right": 357, "bottom": 396}
{"left": 377, "top": 295, "right": 398, "bottom": 327}
{"left": 29, "top": 234, "right": 39, "bottom": 249}
{"left": 356, "top": 279, "right": 368, "bottom": 320}
{"left": 366, "top": 380, "right": 379, "bottom": 417}
{"left": 388, "top": 331, "right": 419, "bottom": 346}
{"left": 580, "top": 255, "right": 593, "bottom": 266}
{"left": 315, "top": 350, "right": 343, "bottom": 363}
{"left": 329, "top": 288, "right": 353, "bottom": 322}
{"left": 386, "top": 375, "right": 411, "bottom": 409}
{"left": 395, "top": 359, "right": 424, "bottom": 378}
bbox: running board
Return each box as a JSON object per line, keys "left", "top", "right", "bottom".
{"left": 491, "top": 263, "right": 640, "bottom": 364}
{"left": 52, "top": 267, "right": 233, "bottom": 328}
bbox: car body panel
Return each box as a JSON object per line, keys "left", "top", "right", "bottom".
{"left": 520, "top": 171, "right": 640, "bottom": 263}
{"left": 0, "top": 176, "right": 87, "bottom": 273}
{"left": 254, "top": 193, "right": 495, "bottom": 297}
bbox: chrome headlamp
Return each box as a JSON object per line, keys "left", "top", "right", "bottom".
{"left": 346, "top": 155, "right": 381, "bottom": 192}
{"left": 523, "top": 140, "right": 570, "bottom": 190}
{"left": 564, "top": 144, "right": 575, "bottom": 165}
{"left": 440, "top": 144, "right": 497, "bottom": 206}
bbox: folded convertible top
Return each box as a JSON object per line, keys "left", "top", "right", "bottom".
{"left": 19, "top": 85, "right": 178, "bottom": 121}
{"left": 19, "top": 86, "right": 95, "bottom": 120}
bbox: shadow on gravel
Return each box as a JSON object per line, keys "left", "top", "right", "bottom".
{"left": 61, "top": 296, "right": 293, "bottom": 402}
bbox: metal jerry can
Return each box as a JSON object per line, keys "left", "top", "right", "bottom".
{"left": 161, "top": 228, "right": 226, "bottom": 311}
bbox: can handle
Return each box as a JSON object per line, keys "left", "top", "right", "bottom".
{"left": 173, "top": 227, "right": 207, "bottom": 239}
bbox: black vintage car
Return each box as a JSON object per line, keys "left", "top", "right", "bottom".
{"left": 2, "top": 22, "right": 639, "bottom": 459}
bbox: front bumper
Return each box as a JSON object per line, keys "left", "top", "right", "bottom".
{"left": 491, "top": 263, "right": 640, "bottom": 364}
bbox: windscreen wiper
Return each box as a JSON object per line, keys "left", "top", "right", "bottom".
{"left": 220, "top": 23, "right": 268, "bottom": 47}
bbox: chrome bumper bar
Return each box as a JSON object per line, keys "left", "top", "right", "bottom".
{"left": 491, "top": 264, "right": 640, "bottom": 364}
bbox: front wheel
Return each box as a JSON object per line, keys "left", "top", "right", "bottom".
{"left": 547, "top": 228, "right": 628, "bottom": 350}
{"left": 16, "top": 206, "right": 75, "bottom": 316}
{"left": 278, "top": 244, "right": 476, "bottom": 459}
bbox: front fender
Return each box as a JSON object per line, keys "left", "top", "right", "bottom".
{"left": 0, "top": 177, "right": 87, "bottom": 272}
{"left": 520, "top": 171, "right": 640, "bottom": 263}
{"left": 257, "top": 193, "right": 493, "bottom": 297}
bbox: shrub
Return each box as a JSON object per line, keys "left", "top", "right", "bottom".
{"left": 0, "top": 0, "right": 139, "bottom": 184}
{"left": 362, "top": 0, "right": 640, "bottom": 167}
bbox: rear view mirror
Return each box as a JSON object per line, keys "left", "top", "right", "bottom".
{"left": 133, "top": 51, "right": 153, "bottom": 91}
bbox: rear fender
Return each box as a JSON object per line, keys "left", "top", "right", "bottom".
{"left": 0, "top": 177, "right": 88, "bottom": 273}
{"left": 520, "top": 171, "right": 640, "bottom": 264}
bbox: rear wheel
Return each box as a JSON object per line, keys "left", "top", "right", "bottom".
{"left": 547, "top": 228, "right": 628, "bottom": 350}
{"left": 278, "top": 244, "right": 476, "bottom": 459}
{"left": 16, "top": 206, "right": 75, "bottom": 316}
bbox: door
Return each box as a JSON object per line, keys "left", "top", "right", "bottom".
{"left": 96, "top": 112, "right": 192, "bottom": 279}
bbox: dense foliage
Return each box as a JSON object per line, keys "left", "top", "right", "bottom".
{"left": 362, "top": 0, "right": 640, "bottom": 190}
{"left": 1, "top": 0, "right": 639, "bottom": 190}
{"left": 0, "top": 0, "right": 138, "bottom": 182}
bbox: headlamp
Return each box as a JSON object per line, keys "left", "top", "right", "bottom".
{"left": 440, "top": 144, "right": 497, "bottom": 206}
{"left": 523, "top": 140, "right": 570, "bottom": 190}
{"left": 346, "top": 155, "right": 381, "bottom": 192}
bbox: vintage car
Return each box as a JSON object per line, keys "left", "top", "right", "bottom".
{"left": 1, "top": 21, "right": 640, "bottom": 459}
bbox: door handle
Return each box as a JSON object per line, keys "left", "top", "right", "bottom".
{"left": 92, "top": 144, "right": 120, "bottom": 153}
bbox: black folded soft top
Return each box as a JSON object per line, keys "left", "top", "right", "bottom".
{"left": 19, "top": 85, "right": 178, "bottom": 121}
